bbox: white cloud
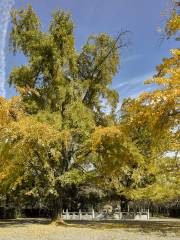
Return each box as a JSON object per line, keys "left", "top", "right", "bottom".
{"left": 0, "top": 0, "right": 14, "bottom": 97}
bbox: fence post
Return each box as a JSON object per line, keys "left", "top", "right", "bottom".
{"left": 119, "top": 207, "right": 122, "bottom": 220}
{"left": 147, "top": 208, "right": 149, "bottom": 220}
{"left": 66, "top": 209, "right": 68, "bottom": 220}
{"left": 92, "top": 208, "right": 95, "bottom": 220}
{"left": 79, "top": 209, "right": 82, "bottom": 220}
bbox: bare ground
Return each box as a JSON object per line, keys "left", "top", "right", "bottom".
{"left": 0, "top": 218, "right": 179, "bottom": 240}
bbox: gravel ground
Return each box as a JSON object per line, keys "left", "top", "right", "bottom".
{"left": 0, "top": 218, "right": 179, "bottom": 240}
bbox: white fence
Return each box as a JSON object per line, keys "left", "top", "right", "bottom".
{"left": 62, "top": 209, "right": 149, "bottom": 221}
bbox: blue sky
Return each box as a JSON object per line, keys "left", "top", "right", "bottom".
{"left": 3, "top": 0, "right": 178, "bottom": 102}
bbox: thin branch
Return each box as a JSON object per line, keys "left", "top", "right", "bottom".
{"left": 92, "top": 31, "right": 129, "bottom": 79}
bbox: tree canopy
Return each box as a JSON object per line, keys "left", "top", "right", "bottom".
{"left": 0, "top": 3, "right": 179, "bottom": 218}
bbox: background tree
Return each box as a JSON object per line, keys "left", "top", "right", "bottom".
{"left": 87, "top": 1, "right": 180, "bottom": 207}
{"left": 119, "top": 1, "right": 179, "bottom": 203}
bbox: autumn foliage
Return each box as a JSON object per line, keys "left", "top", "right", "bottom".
{"left": 0, "top": 3, "right": 179, "bottom": 217}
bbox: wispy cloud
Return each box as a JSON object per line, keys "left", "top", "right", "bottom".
{"left": 122, "top": 54, "right": 142, "bottom": 64}
{"left": 0, "top": 0, "right": 14, "bottom": 97}
{"left": 114, "top": 72, "right": 154, "bottom": 90}
{"left": 114, "top": 72, "right": 156, "bottom": 100}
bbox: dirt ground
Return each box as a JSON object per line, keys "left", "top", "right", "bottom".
{"left": 0, "top": 218, "right": 179, "bottom": 240}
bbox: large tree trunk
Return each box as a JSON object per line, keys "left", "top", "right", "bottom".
{"left": 52, "top": 143, "right": 70, "bottom": 224}
{"left": 52, "top": 187, "right": 66, "bottom": 224}
{"left": 120, "top": 196, "right": 129, "bottom": 212}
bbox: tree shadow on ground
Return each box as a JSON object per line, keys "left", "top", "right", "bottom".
{"left": 63, "top": 220, "right": 180, "bottom": 235}
{"left": 0, "top": 218, "right": 179, "bottom": 236}
{"left": 0, "top": 218, "right": 51, "bottom": 228}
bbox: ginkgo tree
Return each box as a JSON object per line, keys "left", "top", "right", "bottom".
{"left": 87, "top": 1, "right": 180, "bottom": 205}
{"left": 0, "top": 4, "right": 124, "bottom": 219}
{"left": 0, "top": 97, "right": 71, "bottom": 216}
{"left": 0, "top": 2, "right": 179, "bottom": 219}
{"left": 119, "top": 2, "right": 180, "bottom": 203}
